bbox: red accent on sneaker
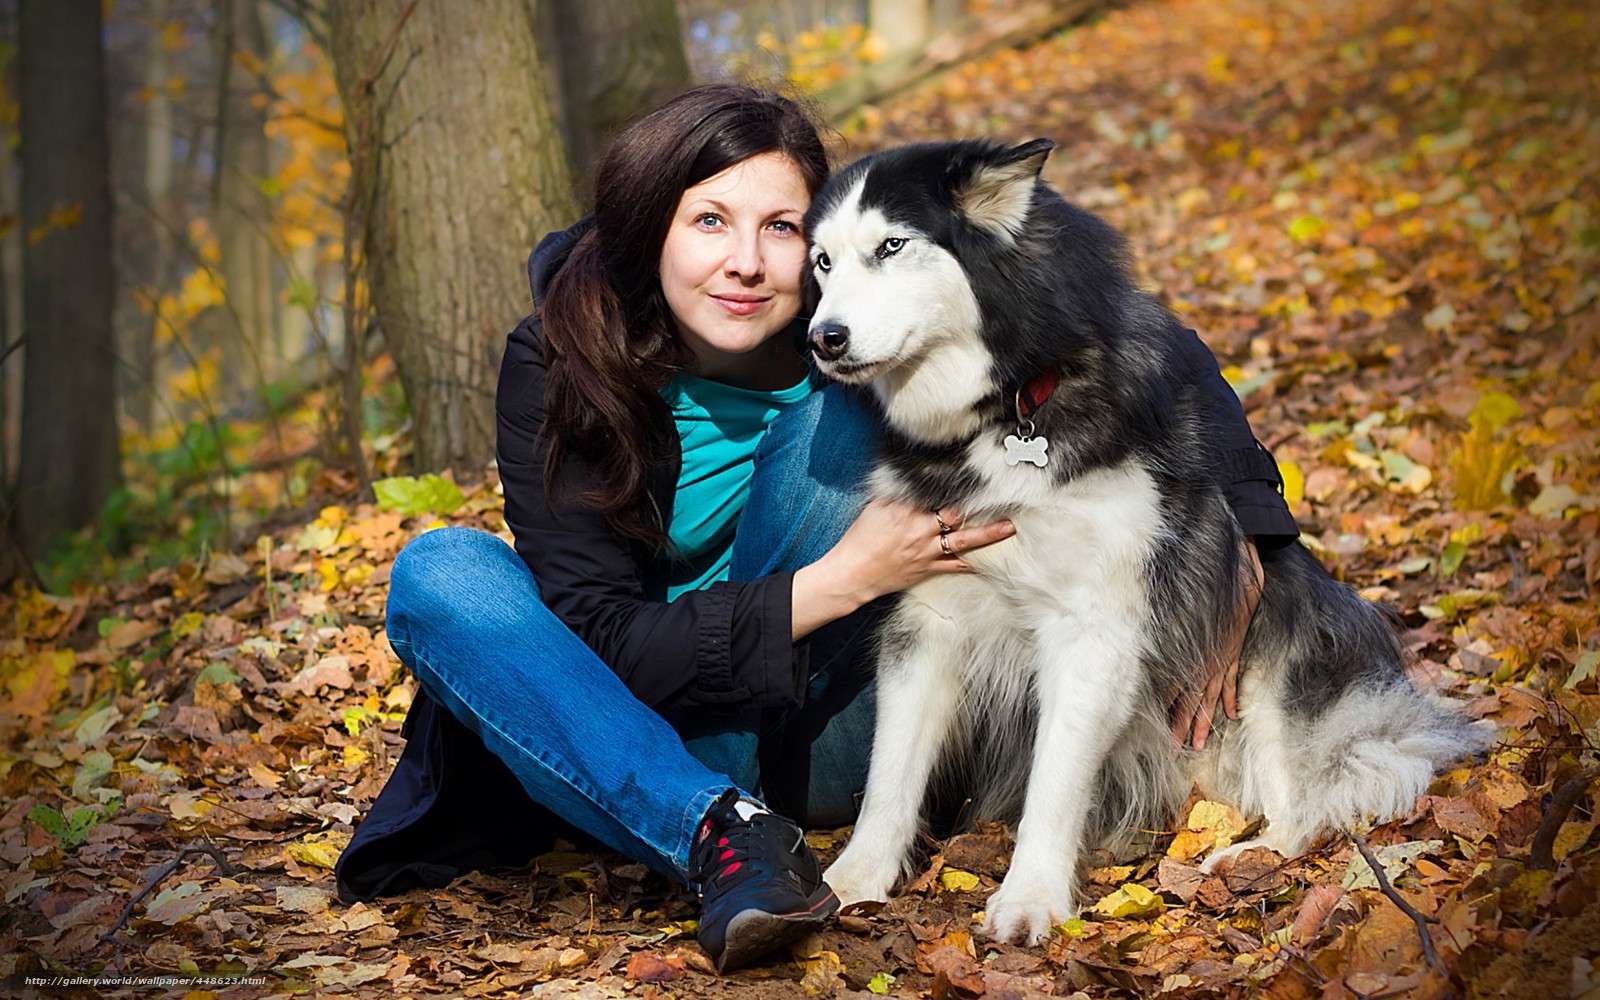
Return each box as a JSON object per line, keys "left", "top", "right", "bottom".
{"left": 719, "top": 848, "right": 734, "bottom": 861}
{"left": 717, "top": 837, "right": 728, "bottom": 847}
{"left": 721, "top": 862, "right": 742, "bottom": 876}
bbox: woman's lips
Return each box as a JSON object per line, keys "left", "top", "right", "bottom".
{"left": 712, "top": 294, "right": 769, "bottom": 316}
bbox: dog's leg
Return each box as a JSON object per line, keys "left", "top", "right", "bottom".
{"left": 1196, "top": 694, "right": 1309, "bottom": 871}
{"left": 983, "top": 621, "right": 1137, "bottom": 945}
{"left": 824, "top": 606, "right": 963, "bottom": 907}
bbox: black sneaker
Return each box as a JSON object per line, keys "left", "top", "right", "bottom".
{"left": 689, "top": 790, "right": 838, "bottom": 972}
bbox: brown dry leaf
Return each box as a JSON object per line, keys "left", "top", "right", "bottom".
{"left": 923, "top": 943, "right": 986, "bottom": 998}
{"left": 246, "top": 761, "right": 282, "bottom": 789}
{"left": 624, "top": 952, "right": 681, "bottom": 983}
{"left": 106, "top": 619, "right": 162, "bottom": 650}
{"left": 1290, "top": 884, "right": 1346, "bottom": 945}
{"left": 283, "top": 654, "right": 354, "bottom": 696}
{"left": 1157, "top": 856, "right": 1208, "bottom": 904}
{"left": 203, "top": 552, "right": 252, "bottom": 585}
{"left": 275, "top": 885, "right": 331, "bottom": 914}
{"left": 1429, "top": 793, "right": 1498, "bottom": 843}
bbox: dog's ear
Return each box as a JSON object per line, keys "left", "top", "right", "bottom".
{"left": 954, "top": 138, "right": 1056, "bottom": 239}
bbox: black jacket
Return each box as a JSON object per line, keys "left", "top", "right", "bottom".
{"left": 495, "top": 222, "right": 809, "bottom": 713}
{"left": 334, "top": 222, "right": 1298, "bottom": 902}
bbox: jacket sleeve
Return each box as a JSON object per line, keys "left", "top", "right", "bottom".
{"left": 1175, "top": 327, "right": 1300, "bottom": 549}
{"left": 495, "top": 315, "right": 807, "bottom": 711}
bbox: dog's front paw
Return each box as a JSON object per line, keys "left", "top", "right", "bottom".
{"left": 823, "top": 844, "right": 900, "bottom": 908}
{"left": 981, "top": 877, "right": 1076, "bottom": 945}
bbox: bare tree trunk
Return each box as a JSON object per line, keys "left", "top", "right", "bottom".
{"left": 0, "top": 25, "right": 23, "bottom": 493}
{"left": 869, "top": 0, "right": 933, "bottom": 59}
{"left": 326, "top": 0, "right": 575, "bottom": 474}
{"left": 214, "top": 0, "right": 278, "bottom": 397}
{"left": 132, "top": 0, "right": 175, "bottom": 431}
{"left": 535, "top": 0, "right": 690, "bottom": 193}
{"left": 16, "top": 0, "right": 120, "bottom": 560}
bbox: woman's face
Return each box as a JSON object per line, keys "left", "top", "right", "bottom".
{"left": 659, "top": 152, "right": 812, "bottom": 386}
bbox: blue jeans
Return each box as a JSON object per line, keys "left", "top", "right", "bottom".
{"left": 383, "top": 385, "right": 880, "bottom": 883}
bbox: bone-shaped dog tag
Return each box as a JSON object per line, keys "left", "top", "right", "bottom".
{"left": 1004, "top": 434, "right": 1050, "bottom": 467}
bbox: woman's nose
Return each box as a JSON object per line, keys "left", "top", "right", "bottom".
{"left": 724, "top": 231, "right": 764, "bottom": 280}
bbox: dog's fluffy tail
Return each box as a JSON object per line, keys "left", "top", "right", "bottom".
{"left": 1205, "top": 543, "right": 1492, "bottom": 856}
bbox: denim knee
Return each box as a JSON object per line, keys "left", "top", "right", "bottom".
{"left": 385, "top": 527, "right": 535, "bottom": 645}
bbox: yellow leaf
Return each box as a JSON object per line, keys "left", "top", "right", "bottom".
{"left": 296, "top": 521, "right": 340, "bottom": 553}
{"left": 1278, "top": 460, "right": 1304, "bottom": 512}
{"left": 176, "top": 266, "right": 225, "bottom": 316}
{"left": 3, "top": 649, "right": 75, "bottom": 720}
{"left": 316, "top": 561, "right": 341, "bottom": 593}
{"left": 1554, "top": 820, "right": 1596, "bottom": 862}
{"left": 27, "top": 202, "right": 82, "bottom": 244}
{"left": 939, "top": 868, "right": 981, "bottom": 892}
{"left": 799, "top": 950, "right": 843, "bottom": 996}
{"left": 342, "top": 744, "right": 371, "bottom": 768}
{"left": 233, "top": 49, "right": 265, "bottom": 77}
{"left": 1090, "top": 883, "right": 1164, "bottom": 918}
{"left": 171, "top": 611, "right": 206, "bottom": 640}
{"left": 1166, "top": 828, "right": 1214, "bottom": 861}
{"left": 1188, "top": 800, "right": 1249, "bottom": 848}
{"left": 1471, "top": 391, "right": 1523, "bottom": 432}
{"left": 1474, "top": 766, "right": 1528, "bottom": 810}
{"left": 168, "top": 792, "right": 214, "bottom": 821}
{"left": 286, "top": 831, "right": 350, "bottom": 870}
{"left": 1451, "top": 392, "right": 1526, "bottom": 510}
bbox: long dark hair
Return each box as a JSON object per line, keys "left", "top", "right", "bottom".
{"left": 540, "top": 84, "right": 829, "bottom": 545}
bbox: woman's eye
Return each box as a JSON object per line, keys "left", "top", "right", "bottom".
{"left": 771, "top": 220, "right": 800, "bottom": 235}
{"left": 814, "top": 252, "right": 832, "bottom": 273}
{"left": 877, "top": 237, "right": 906, "bottom": 259}
{"left": 696, "top": 213, "right": 723, "bottom": 229}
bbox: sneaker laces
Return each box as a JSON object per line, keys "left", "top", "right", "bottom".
{"left": 690, "top": 791, "right": 791, "bottom": 895}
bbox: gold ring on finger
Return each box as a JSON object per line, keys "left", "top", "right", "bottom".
{"left": 934, "top": 510, "right": 954, "bottom": 535}
{"left": 939, "top": 534, "right": 955, "bottom": 557}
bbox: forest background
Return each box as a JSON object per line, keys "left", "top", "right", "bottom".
{"left": 0, "top": 0, "right": 1597, "bottom": 997}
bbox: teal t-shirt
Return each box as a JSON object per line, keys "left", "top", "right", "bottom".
{"left": 659, "top": 371, "right": 817, "bottom": 600}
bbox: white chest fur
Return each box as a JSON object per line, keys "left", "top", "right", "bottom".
{"left": 878, "top": 448, "right": 1163, "bottom": 635}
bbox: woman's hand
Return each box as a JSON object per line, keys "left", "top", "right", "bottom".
{"left": 790, "top": 498, "right": 1015, "bottom": 640}
{"left": 1171, "top": 538, "right": 1265, "bottom": 749}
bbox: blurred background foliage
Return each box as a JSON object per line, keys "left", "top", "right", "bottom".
{"left": 2, "top": 0, "right": 1025, "bottom": 592}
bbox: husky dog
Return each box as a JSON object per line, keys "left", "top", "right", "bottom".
{"left": 803, "top": 139, "right": 1487, "bottom": 944}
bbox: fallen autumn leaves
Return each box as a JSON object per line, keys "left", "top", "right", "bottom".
{"left": 3, "top": 0, "right": 1598, "bottom": 995}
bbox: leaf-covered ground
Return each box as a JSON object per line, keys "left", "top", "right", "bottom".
{"left": 4, "top": 0, "right": 1598, "bottom": 996}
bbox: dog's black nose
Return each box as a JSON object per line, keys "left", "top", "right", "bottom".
{"left": 808, "top": 322, "right": 850, "bottom": 361}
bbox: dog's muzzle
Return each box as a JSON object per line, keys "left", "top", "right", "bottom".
{"left": 807, "top": 321, "right": 850, "bottom": 362}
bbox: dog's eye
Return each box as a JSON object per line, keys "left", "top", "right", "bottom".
{"left": 815, "top": 252, "right": 832, "bottom": 273}
{"left": 876, "top": 237, "right": 907, "bottom": 259}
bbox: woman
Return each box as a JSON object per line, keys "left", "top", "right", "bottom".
{"left": 335, "top": 84, "right": 1297, "bottom": 973}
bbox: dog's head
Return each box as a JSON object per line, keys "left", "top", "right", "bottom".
{"left": 801, "top": 138, "right": 1055, "bottom": 387}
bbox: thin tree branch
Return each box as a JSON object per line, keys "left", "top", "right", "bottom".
{"left": 1350, "top": 830, "right": 1445, "bottom": 976}
{"left": 0, "top": 334, "right": 23, "bottom": 367}
{"left": 1530, "top": 766, "right": 1599, "bottom": 870}
{"left": 98, "top": 842, "right": 238, "bottom": 947}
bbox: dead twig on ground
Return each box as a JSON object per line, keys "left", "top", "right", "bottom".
{"left": 98, "top": 841, "right": 238, "bottom": 947}
{"left": 1350, "top": 831, "right": 1445, "bottom": 976}
{"left": 1529, "top": 766, "right": 1599, "bottom": 870}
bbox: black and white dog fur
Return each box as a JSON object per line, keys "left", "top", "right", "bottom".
{"left": 802, "top": 139, "right": 1488, "bottom": 944}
